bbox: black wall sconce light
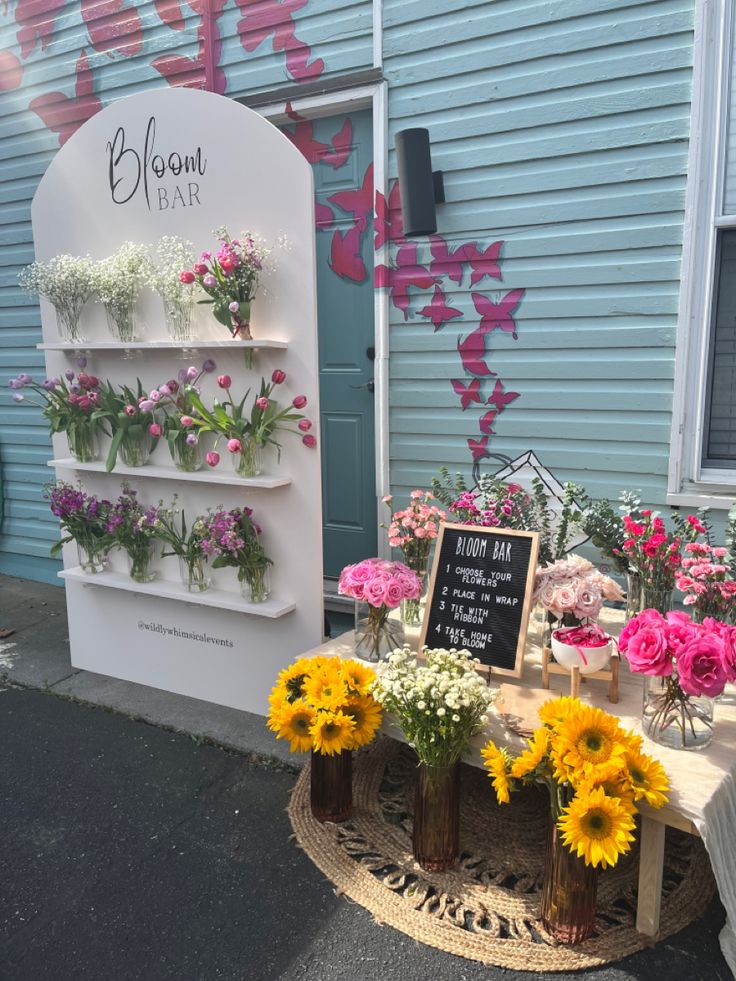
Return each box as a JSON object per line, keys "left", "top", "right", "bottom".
{"left": 394, "top": 127, "right": 445, "bottom": 236}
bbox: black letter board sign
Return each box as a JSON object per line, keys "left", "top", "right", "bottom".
{"left": 418, "top": 524, "right": 539, "bottom": 678}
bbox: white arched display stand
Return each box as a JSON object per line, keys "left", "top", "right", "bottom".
{"left": 32, "top": 89, "right": 323, "bottom": 715}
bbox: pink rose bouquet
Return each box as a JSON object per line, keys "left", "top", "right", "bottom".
{"left": 383, "top": 491, "right": 446, "bottom": 626}
{"left": 339, "top": 558, "right": 422, "bottom": 662}
{"left": 534, "top": 554, "right": 624, "bottom": 627}
{"left": 675, "top": 542, "right": 736, "bottom": 622}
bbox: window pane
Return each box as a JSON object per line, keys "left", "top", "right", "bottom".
{"left": 704, "top": 229, "right": 736, "bottom": 466}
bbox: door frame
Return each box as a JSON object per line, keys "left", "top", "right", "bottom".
{"left": 259, "top": 83, "right": 391, "bottom": 560}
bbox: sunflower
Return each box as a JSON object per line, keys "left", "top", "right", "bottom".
{"left": 574, "top": 774, "right": 635, "bottom": 804}
{"left": 510, "top": 727, "right": 550, "bottom": 780}
{"left": 344, "top": 694, "right": 382, "bottom": 748}
{"left": 343, "top": 659, "right": 376, "bottom": 696}
{"left": 310, "top": 710, "right": 356, "bottom": 756}
{"left": 481, "top": 742, "right": 512, "bottom": 804}
{"left": 558, "top": 786, "right": 637, "bottom": 869}
{"left": 267, "top": 688, "right": 288, "bottom": 730}
{"left": 276, "top": 658, "right": 313, "bottom": 702}
{"left": 624, "top": 746, "right": 669, "bottom": 809}
{"left": 555, "top": 704, "right": 627, "bottom": 782}
{"left": 304, "top": 665, "right": 349, "bottom": 712}
{"left": 538, "top": 696, "right": 581, "bottom": 732}
{"left": 273, "top": 699, "right": 316, "bottom": 753}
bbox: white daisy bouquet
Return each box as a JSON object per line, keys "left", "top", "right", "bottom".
{"left": 19, "top": 253, "right": 96, "bottom": 341}
{"left": 372, "top": 646, "right": 494, "bottom": 767}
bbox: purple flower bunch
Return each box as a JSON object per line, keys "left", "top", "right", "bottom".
{"left": 199, "top": 507, "right": 270, "bottom": 578}
{"left": 106, "top": 486, "right": 168, "bottom": 550}
{"left": 45, "top": 481, "right": 113, "bottom": 558}
{"left": 449, "top": 482, "right": 529, "bottom": 529}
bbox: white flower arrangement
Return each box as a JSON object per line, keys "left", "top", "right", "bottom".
{"left": 18, "top": 254, "right": 96, "bottom": 341}
{"left": 146, "top": 235, "right": 195, "bottom": 305}
{"left": 373, "top": 646, "right": 494, "bottom": 767}
{"left": 93, "top": 242, "right": 149, "bottom": 341}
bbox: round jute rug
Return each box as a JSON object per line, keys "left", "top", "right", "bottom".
{"left": 288, "top": 737, "right": 716, "bottom": 972}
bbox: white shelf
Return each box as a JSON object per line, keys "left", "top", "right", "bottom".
{"left": 48, "top": 458, "right": 291, "bottom": 489}
{"left": 59, "top": 567, "right": 295, "bottom": 618}
{"left": 37, "top": 338, "right": 288, "bottom": 352}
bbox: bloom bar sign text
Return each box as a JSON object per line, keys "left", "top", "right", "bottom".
{"left": 419, "top": 524, "right": 539, "bottom": 677}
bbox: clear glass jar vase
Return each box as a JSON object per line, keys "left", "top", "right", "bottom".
{"left": 54, "top": 299, "right": 87, "bottom": 342}
{"left": 119, "top": 431, "right": 151, "bottom": 468}
{"left": 354, "top": 603, "right": 404, "bottom": 662}
{"left": 310, "top": 748, "right": 352, "bottom": 823}
{"left": 171, "top": 439, "right": 202, "bottom": 472}
{"left": 179, "top": 555, "right": 210, "bottom": 593}
{"left": 233, "top": 437, "right": 262, "bottom": 478}
{"left": 105, "top": 303, "right": 137, "bottom": 342}
{"left": 541, "top": 821, "right": 598, "bottom": 944}
{"left": 412, "top": 761, "right": 460, "bottom": 872}
{"left": 240, "top": 564, "right": 271, "bottom": 603}
{"left": 400, "top": 561, "right": 428, "bottom": 627}
{"left": 642, "top": 674, "right": 714, "bottom": 750}
{"left": 163, "top": 295, "right": 193, "bottom": 343}
{"left": 68, "top": 426, "right": 99, "bottom": 463}
{"left": 77, "top": 541, "right": 108, "bottom": 574}
{"left": 625, "top": 571, "right": 641, "bottom": 620}
{"left": 127, "top": 541, "right": 157, "bottom": 583}
{"left": 640, "top": 583, "right": 673, "bottom": 615}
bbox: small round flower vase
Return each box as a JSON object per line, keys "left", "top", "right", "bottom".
{"left": 550, "top": 632, "right": 613, "bottom": 675}
{"left": 310, "top": 749, "right": 352, "bottom": 823}
{"left": 119, "top": 432, "right": 151, "bottom": 468}
{"left": 54, "top": 301, "right": 86, "bottom": 342}
{"left": 163, "top": 295, "right": 193, "bottom": 343}
{"left": 68, "top": 426, "right": 99, "bottom": 464}
{"left": 642, "top": 675, "right": 714, "bottom": 750}
{"left": 240, "top": 565, "right": 271, "bottom": 603}
{"left": 77, "top": 542, "right": 108, "bottom": 574}
{"left": 541, "top": 821, "right": 598, "bottom": 944}
{"left": 354, "top": 604, "right": 404, "bottom": 662}
{"left": 639, "top": 584, "right": 673, "bottom": 615}
{"left": 127, "top": 542, "right": 157, "bottom": 584}
{"left": 179, "top": 556, "right": 211, "bottom": 593}
{"left": 172, "top": 439, "right": 202, "bottom": 472}
{"left": 233, "top": 437, "right": 262, "bottom": 478}
{"left": 105, "top": 303, "right": 137, "bottom": 343}
{"left": 412, "top": 761, "right": 460, "bottom": 872}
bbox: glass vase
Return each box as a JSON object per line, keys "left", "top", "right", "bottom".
{"left": 239, "top": 564, "right": 271, "bottom": 603}
{"left": 354, "top": 603, "right": 404, "bottom": 662}
{"left": 310, "top": 748, "right": 352, "bottom": 823}
{"left": 127, "top": 541, "right": 157, "bottom": 583}
{"left": 541, "top": 821, "right": 598, "bottom": 944}
{"left": 412, "top": 761, "right": 460, "bottom": 872}
{"left": 625, "top": 571, "right": 641, "bottom": 620}
{"left": 640, "top": 583, "right": 673, "bottom": 615}
{"left": 233, "top": 437, "right": 263, "bottom": 478}
{"left": 119, "top": 432, "right": 151, "bottom": 468}
{"left": 400, "top": 559, "right": 429, "bottom": 627}
{"left": 54, "top": 299, "right": 87, "bottom": 342}
{"left": 163, "top": 295, "right": 193, "bottom": 343}
{"left": 642, "top": 674, "right": 714, "bottom": 750}
{"left": 105, "top": 302, "right": 137, "bottom": 343}
{"left": 171, "top": 439, "right": 202, "bottom": 472}
{"left": 68, "top": 426, "right": 99, "bottom": 463}
{"left": 179, "top": 555, "right": 211, "bottom": 593}
{"left": 77, "top": 541, "right": 108, "bottom": 574}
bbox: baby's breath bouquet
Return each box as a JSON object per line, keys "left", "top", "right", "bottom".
{"left": 147, "top": 236, "right": 196, "bottom": 342}
{"left": 373, "top": 646, "right": 494, "bottom": 871}
{"left": 94, "top": 242, "right": 149, "bottom": 342}
{"left": 19, "top": 254, "right": 96, "bottom": 341}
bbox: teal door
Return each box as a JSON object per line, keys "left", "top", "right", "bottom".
{"left": 282, "top": 109, "right": 376, "bottom": 578}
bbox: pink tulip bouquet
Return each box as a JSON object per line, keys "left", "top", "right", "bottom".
{"left": 383, "top": 490, "right": 446, "bottom": 625}
{"left": 144, "top": 360, "right": 216, "bottom": 473}
{"left": 619, "top": 608, "right": 736, "bottom": 748}
{"left": 339, "top": 558, "right": 422, "bottom": 662}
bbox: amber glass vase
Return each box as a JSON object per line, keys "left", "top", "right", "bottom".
{"left": 541, "top": 822, "right": 598, "bottom": 943}
{"left": 310, "top": 749, "right": 352, "bottom": 823}
{"left": 412, "top": 761, "right": 460, "bottom": 872}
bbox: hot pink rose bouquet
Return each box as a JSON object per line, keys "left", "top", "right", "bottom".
{"left": 534, "top": 555, "right": 624, "bottom": 626}
{"left": 339, "top": 558, "right": 422, "bottom": 662}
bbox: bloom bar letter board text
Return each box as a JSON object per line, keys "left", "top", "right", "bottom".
{"left": 419, "top": 524, "right": 539, "bottom": 677}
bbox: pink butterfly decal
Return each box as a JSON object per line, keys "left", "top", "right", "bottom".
{"left": 282, "top": 101, "right": 329, "bottom": 164}
{"left": 315, "top": 201, "right": 335, "bottom": 230}
{"left": 151, "top": 52, "right": 205, "bottom": 87}
{"left": 457, "top": 326, "right": 497, "bottom": 377}
{"left": 479, "top": 409, "right": 497, "bottom": 435}
{"left": 389, "top": 243, "right": 436, "bottom": 321}
{"left": 471, "top": 289, "right": 524, "bottom": 339}
{"left": 236, "top": 0, "right": 324, "bottom": 82}
{"left": 81, "top": 0, "right": 144, "bottom": 56}
{"left": 468, "top": 241, "right": 503, "bottom": 285}
{"left": 283, "top": 38, "right": 325, "bottom": 82}
{"left": 429, "top": 236, "right": 477, "bottom": 285}
{"left": 15, "top": 0, "right": 65, "bottom": 59}
{"left": 328, "top": 224, "right": 367, "bottom": 283}
{"left": 0, "top": 51, "right": 23, "bottom": 92}
{"left": 321, "top": 117, "right": 353, "bottom": 170}
{"left": 374, "top": 181, "right": 403, "bottom": 250}
{"left": 450, "top": 378, "right": 482, "bottom": 411}
{"left": 329, "top": 163, "right": 373, "bottom": 233}
{"left": 153, "top": 0, "right": 185, "bottom": 30}
{"left": 467, "top": 436, "right": 491, "bottom": 462}
{"left": 418, "top": 286, "right": 463, "bottom": 332}
{"left": 487, "top": 379, "right": 520, "bottom": 413}
{"left": 29, "top": 50, "right": 102, "bottom": 146}
{"left": 374, "top": 263, "right": 391, "bottom": 289}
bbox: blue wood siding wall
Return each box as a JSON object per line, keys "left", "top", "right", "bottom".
{"left": 383, "top": 0, "right": 693, "bottom": 508}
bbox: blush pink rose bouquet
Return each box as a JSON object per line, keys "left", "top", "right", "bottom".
{"left": 534, "top": 554, "right": 624, "bottom": 628}
{"left": 339, "top": 558, "right": 422, "bottom": 662}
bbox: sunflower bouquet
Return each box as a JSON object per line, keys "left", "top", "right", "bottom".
{"left": 482, "top": 697, "right": 669, "bottom": 869}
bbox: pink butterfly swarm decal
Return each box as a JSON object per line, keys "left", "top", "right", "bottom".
{"left": 375, "top": 180, "right": 524, "bottom": 465}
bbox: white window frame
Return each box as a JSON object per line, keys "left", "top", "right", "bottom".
{"left": 669, "top": 0, "right": 736, "bottom": 507}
